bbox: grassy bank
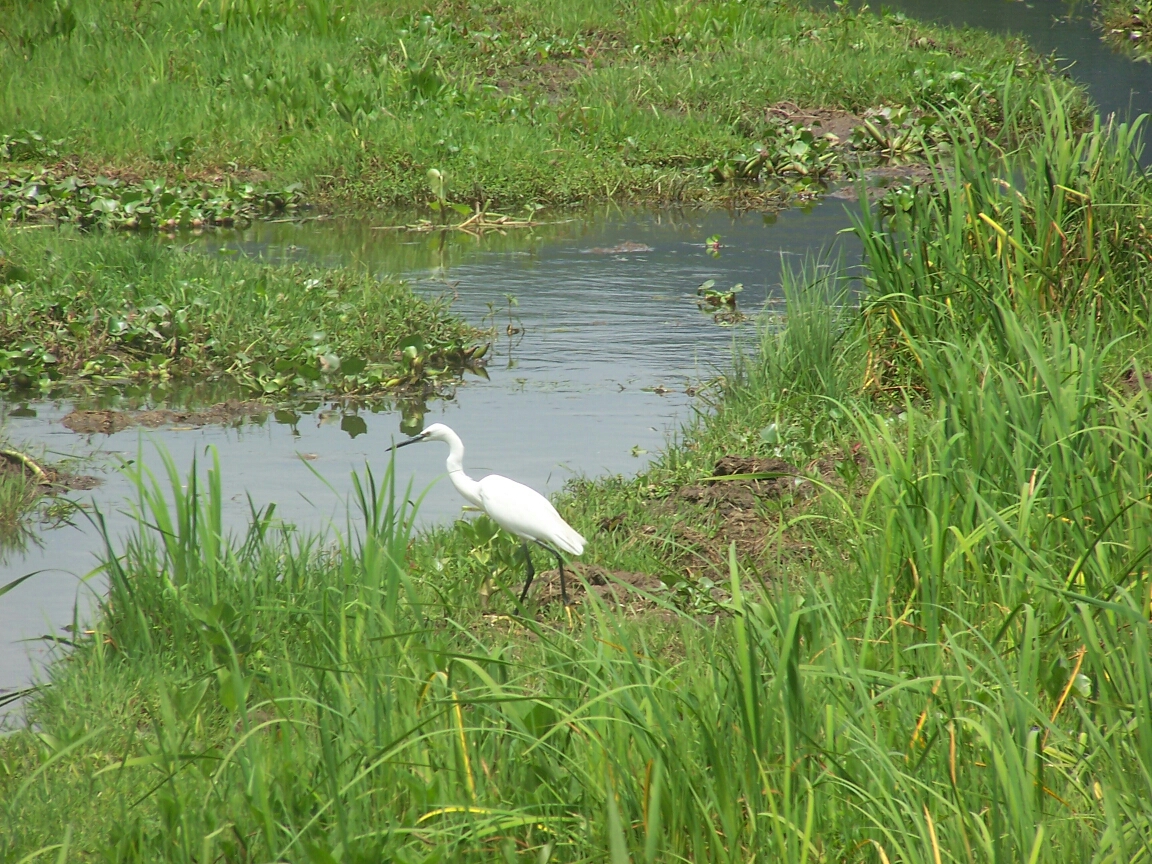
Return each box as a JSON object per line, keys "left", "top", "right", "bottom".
{"left": 0, "top": 227, "right": 482, "bottom": 394}
{"left": 0, "top": 0, "right": 1080, "bottom": 209}
{"left": 1101, "top": 0, "right": 1151, "bottom": 58}
{"left": 3, "top": 96, "right": 1152, "bottom": 861}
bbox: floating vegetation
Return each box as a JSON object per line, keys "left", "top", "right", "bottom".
{"left": 581, "top": 240, "right": 654, "bottom": 254}
{"left": 708, "top": 124, "right": 838, "bottom": 183}
{"left": 0, "top": 168, "right": 304, "bottom": 230}
{"left": 0, "top": 129, "right": 63, "bottom": 163}
{"left": 372, "top": 208, "right": 557, "bottom": 236}
{"left": 372, "top": 170, "right": 559, "bottom": 235}
{"left": 696, "top": 279, "right": 747, "bottom": 325}
{"left": 850, "top": 105, "right": 941, "bottom": 161}
{"left": 0, "top": 228, "right": 485, "bottom": 395}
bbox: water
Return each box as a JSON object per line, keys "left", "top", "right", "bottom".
{"left": 0, "top": 202, "right": 859, "bottom": 698}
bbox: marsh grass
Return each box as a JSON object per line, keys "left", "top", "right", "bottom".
{"left": 1099, "top": 0, "right": 1152, "bottom": 57}
{"left": 0, "top": 457, "right": 39, "bottom": 543}
{"left": 0, "top": 226, "right": 480, "bottom": 394}
{"left": 2, "top": 91, "right": 1152, "bottom": 862}
{"left": 0, "top": 0, "right": 1081, "bottom": 207}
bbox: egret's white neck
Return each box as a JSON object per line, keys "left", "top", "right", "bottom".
{"left": 441, "top": 428, "right": 482, "bottom": 508}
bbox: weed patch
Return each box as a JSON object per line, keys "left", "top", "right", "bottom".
{"left": 1101, "top": 0, "right": 1152, "bottom": 57}
{"left": 0, "top": 226, "right": 484, "bottom": 395}
{"left": 0, "top": 168, "right": 304, "bottom": 230}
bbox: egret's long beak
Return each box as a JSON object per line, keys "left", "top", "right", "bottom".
{"left": 388, "top": 433, "right": 427, "bottom": 452}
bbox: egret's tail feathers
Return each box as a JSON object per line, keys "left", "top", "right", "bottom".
{"left": 554, "top": 522, "right": 586, "bottom": 557}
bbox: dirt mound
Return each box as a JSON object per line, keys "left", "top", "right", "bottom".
{"left": 677, "top": 455, "right": 805, "bottom": 513}
{"left": 531, "top": 563, "right": 668, "bottom": 611}
{"left": 62, "top": 400, "right": 269, "bottom": 435}
{"left": 766, "top": 101, "right": 863, "bottom": 143}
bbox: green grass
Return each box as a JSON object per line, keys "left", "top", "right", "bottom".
{"left": 0, "top": 454, "right": 39, "bottom": 544}
{"left": 1100, "top": 0, "right": 1151, "bottom": 59}
{"left": 0, "top": 226, "right": 482, "bottom": 394}
{"left": 3, "top": 92, "right": 1152, "bottom": 862}
{"left": 0, "top": 0, "right": 1082, "bottom": 208}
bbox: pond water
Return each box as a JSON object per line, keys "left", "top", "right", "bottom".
{"left": 0, "top": 201, "right": 860, "bottom": 700}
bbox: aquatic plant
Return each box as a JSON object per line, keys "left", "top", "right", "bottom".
{"left": 1101, "top": 0, "right": 1152, "bottom": 58}
{"left": 0, "top": 169, "right": 303, "bottom": 230}
{"left": 0, "top": 227, "right": 482, "bottom": 394}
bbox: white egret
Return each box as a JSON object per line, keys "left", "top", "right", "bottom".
{"left": 390, "top": 423, "right": 585, "bottom": 605}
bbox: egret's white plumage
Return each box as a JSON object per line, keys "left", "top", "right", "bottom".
{"left": 391, "top": 423, "right": 584, "bottom": 603}
{"left": 477, "top": 475, "right": 585, "bottom": 555}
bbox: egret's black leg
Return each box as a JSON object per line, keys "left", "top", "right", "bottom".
{"left": 519, "top": 541, "right": 536, "bottom": 603}
{"left": 535, "top": 542, "right": 570, "bottom": 605}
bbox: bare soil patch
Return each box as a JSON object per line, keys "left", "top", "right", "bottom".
{"left": 677, "top": 455, "right": 807, "bottom": 513}
{"left": 766, "top": 101, "right": 864, "bottom": 144}
{"left": 62, "top": 401, "right": 269, "bottom": 435}
{"left": 628, "top": 449, "right": 868, "bottom": 576}
{"left": 532, "top": 563, "right": 669, "bottom": 612}
{"left": 1122, "top": 368, "right": 1152, "bottom": 394}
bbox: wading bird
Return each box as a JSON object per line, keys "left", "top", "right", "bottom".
{"left": 390, "top": 423, "right": 584, "bottom": 605}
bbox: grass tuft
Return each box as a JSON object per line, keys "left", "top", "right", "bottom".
{"left": 0, "top": 226, "right": 482, "bottom": 394}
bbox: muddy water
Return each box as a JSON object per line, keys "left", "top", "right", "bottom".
{"left": 0, "top": 202, "right": 860, "bottom": 699}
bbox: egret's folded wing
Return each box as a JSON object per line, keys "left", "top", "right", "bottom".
{"left": 478, "top": 475, "right": 585, "bottom": 555}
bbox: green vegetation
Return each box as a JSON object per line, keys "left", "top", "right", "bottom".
{"left": 1100, "top": 0, "right": 1151, "bottom": 58}
{"left": 0, "top": 449, "right": 40, "bottom": 543}
{"left": 3, "top": 89, "right": 1152, "bottom": 861}
{"left": 0, "top": 167, "right": 304, "bottom": 230}
{"left": 0, "top": 442, "right": 83, "bottom": 552}
{"left": 0, "top": 227, "right": 483, "bottom": 394}
{"left": 0, "top": 0, "right": 1081, "bottom": 209}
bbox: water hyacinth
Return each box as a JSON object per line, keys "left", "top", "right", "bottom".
{"left": 0, "top": 169, "right": 304, "bottom": 230}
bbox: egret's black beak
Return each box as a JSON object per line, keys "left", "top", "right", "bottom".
{"left": 388, "top": 433, "right": 427, "bottom": 452}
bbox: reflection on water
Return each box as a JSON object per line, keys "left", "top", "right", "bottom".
{"left": 0, "top": 202, "right": 860, "bottom": 698}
